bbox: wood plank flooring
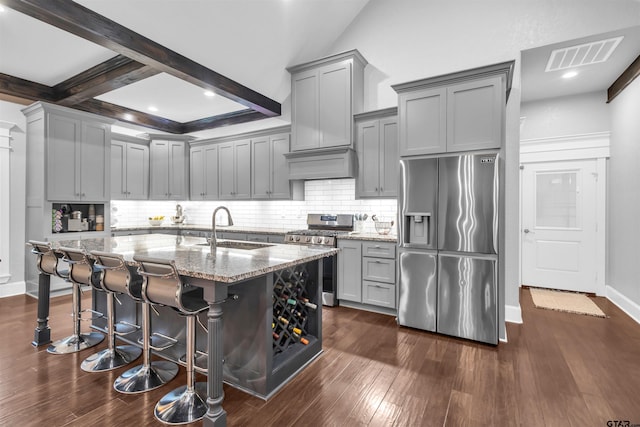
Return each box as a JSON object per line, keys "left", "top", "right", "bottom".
{"left": 1, "top": 288, "right": 639, "bottom": 426}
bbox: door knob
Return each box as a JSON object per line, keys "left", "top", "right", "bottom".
{"left": 524, "top": 228, "right": 534, "bottom": 234}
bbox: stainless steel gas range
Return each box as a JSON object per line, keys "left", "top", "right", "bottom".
{"left": 284, "top": 214, "right": 354, "bottom": 306}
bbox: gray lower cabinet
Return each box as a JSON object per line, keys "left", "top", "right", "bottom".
{"left": 394, "top": 63, "right": 513, "bottom": 156}
{"left": 111, "top": 135, "right": 149, "bottom": 200}
{"left": 190, "top": 144, "right": 219, "bottom": 200}
{"left": 338, "top": 239, "right": 397, "bottom": 309}
{"left": 355, "top": 111, "right": 398, "bottom": 198}
{"left": 218, "top": 139, "right": 251, "bottom": 200}
{"left": 149, "top": 137, "right": 191, "bottom": 200}
{"left": 337, "top": 240, "right": 362, "bottom": 302}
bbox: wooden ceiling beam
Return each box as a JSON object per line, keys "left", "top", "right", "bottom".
{"left": 0, "top": 73, "right": 58, "bottom": 103}
{"left": 75, "top": 99, "right": 184, "bottom": 134}
{"left": 4, "top": 0, "right": 281, "bottom": 118}
{"left": 183, "top": 110, "right": 270, "bottom": 133}
{"left": 607, "top": 54, "right": 640, "bottom": 103}
{"left": 54, "top": 55, "right": 160, "bottom": 106}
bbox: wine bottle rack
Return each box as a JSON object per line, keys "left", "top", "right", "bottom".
{"left": 272, "top": 264, "right": 318, "bottom": 355}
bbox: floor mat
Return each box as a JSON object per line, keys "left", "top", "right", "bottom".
{"left": 529, "top": 287, "right": 606, "bottom": 318}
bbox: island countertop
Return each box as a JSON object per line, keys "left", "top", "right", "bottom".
{"left": 52, "top": 233, "right": 338, "bottom": 284}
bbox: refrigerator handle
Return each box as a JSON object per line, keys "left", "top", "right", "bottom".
{"left": 493, "top": 153, "right": 500, "bottom": 254}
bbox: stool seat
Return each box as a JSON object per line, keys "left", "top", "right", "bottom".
{"left": 135, "top": 255, "right": 209, "bottom": 425}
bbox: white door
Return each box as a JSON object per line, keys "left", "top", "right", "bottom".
{"left": 521, "top": 160, "right": 598, "bottom": 293}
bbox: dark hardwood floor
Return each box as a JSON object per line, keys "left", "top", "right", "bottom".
{"left": 1, "top": 288, "right": 639, "bottom": 426}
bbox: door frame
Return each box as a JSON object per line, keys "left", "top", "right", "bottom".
{"left": 519, "top": 132, "right": 609, "bottom": 296}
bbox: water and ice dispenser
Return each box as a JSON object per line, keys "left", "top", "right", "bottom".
{"left": 403, "top": 212, "right": 432, "bottom": 247}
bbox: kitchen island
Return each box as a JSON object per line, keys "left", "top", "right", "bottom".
{"left": 36, "top": 233, "right": 337, "bottom": 427}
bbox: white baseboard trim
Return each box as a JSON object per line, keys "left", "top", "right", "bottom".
{"left": 0, "top": 280, "right": 26, "bottom": 298}
{"left": 505, "top": 304, "right": 523, "bottom": 324}
{"left": 606, "top": 285, "right": 640, "bottom": 325}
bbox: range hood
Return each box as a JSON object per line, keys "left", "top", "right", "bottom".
{"left": 285, "top": 147, "right": 357, "bottom": 180}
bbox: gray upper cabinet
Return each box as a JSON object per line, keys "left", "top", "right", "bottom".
{"left": 218, "top": 139, "right": 251, "bottom": 200}
{"left": 355, "top": 109, "right": 398, "bottom": 198}
{"left": 111, "top": 134, "right": 149, "bottom": 200}
{"left": 288, "top": 50, "right": 367, "bottom": 152}
{"left": 190, "top": 144, "right": 218, "bottom": 200}
{"left": 149, "top": 136, "right": 191, "bottom": 200}
{"left": 46, "top": 112, "right": 111, "bottom": 202}
{"left": 393, "top": 61, "right": 514, "bottom": 156}
{"left": 251, "top": 133, "right": 291, "bottom": 199}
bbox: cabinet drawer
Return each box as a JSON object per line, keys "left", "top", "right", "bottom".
{"left": 362, "top": 281, "right": 396, "bottom": 308}
{"left": 362, "top": 257, "right": 395, "bottom": 284}
{"left": 362, "top": 241, "right": 396, "bottom": 259}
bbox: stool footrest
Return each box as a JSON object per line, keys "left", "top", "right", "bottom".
{"left": 180, "top": 350, "right": 208, "bottom": 374}
{"left": 114, "top": 321, "right": 140, "bottom": 336}
{"left": 139, "top": 333, "right": 178, "bottom": 351}
{"left": 79, "top": 309, "right": 104, "bottom": 322}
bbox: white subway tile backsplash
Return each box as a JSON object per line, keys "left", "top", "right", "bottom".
{"left": 113, "top": 178, "right": 398, "bottom": 232}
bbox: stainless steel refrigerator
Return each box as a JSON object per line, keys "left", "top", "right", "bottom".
{"left": 397, "top": 153, "right": 499, "bottom": 345}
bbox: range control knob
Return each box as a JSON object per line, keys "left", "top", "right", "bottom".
{"left": 295, "top": 236, "right": 301, "bottom": 242}
{"left": 316, "top": 237, "right": 324, "bottom": 245}
{"left": 305, "top": 236, "right": 311, "bottom": 243}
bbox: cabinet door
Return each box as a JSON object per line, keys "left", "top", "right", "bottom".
{"left": 269, "top": 133, "right": 291, "bottom": 199}
{"left": 356, "top": 119, "right": 380, "bottom": 198}
{"left": 111, "top": 141, "right": 126, "bottom": 199}
{"left": 149, "top": 140, "right": 169, "bottom": 199}
{"left": 337, "top": 240, "right": 362, "bottom": 302}
{"left": 291, "top": 69, "right": 319, "bottom": 151}
{"left": 251, "top": 136, "right": 271, "bottom": 199}
{"left": 379, "top": 117, "right": 398, "bottom": 197}
{"left": 126, "top": 143, "right": 149, "bottom": 199}
{"left": 47, "top": 114, "right": 80, "bottom": 201}
{"left": 80, "top": 122, "right": 109, "bottom": 201}
{"left": 234, "top": 139, "right": 251, "bottom": 199}
{"left": 168, "top": 141, "right": 187, "bottom": 200}
{"left": 218, "top": 142, "right": 235, "bottom": 199}
{"left": 399, "top": 87, "right": 446, "bottom": 156}
{"left": 190, "top": 146, "right": 205, "bottom": 200}
{"left": 318, "top": 61, "right": 351, "bottom": 148}
{"left": 203, "top": 144, "right": 219, "bottom": 200}
{"left": 447, "top": 76, "right": 504, "bottom": 152}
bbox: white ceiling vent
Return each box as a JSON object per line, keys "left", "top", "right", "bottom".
{"left": 545, "top": 36, "right": 624, "bottom": 72}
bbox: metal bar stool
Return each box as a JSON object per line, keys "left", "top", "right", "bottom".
{"left": 56, "top": 248, "right": 143, "bottom": 372}
{"left": 30, "top": 242, "right": 105, "bottom": 354}
{"left": 135, "top": 255, "right": 209, "bottom": 425}
{"left": 90, "top": 251, "right": 178, "bottom": 394}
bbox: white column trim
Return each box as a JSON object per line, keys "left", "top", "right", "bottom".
{"left": 0, "top": 121, "right": 16, "bottom": 285}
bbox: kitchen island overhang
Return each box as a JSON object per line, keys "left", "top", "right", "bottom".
{"left": 41, "top": 233, "right": 338, "bottom": 427}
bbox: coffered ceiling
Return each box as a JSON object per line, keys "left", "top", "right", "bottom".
{"left": 0, "top": 0, "right": 370, "bottom": 134}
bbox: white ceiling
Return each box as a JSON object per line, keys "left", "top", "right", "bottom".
{"left": 0, "top": 0, "right": 370, "bottom": 127}
{"left": 521, "top": 25, "right": 640, "bottom": 102}
{"left": 1, "top": 1, "right": 638, "bottom": 130}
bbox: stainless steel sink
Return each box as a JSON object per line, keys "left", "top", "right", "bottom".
{"left": 196, "top": 240, "right": 273, "bottom": 250}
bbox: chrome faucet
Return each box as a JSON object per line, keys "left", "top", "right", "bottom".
{"left": 209, "top": 206, "right": 234, "bottom": 254}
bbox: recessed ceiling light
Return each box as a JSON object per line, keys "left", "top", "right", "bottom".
{"left": 123, "top": 113, "right": 134, "bottom": 121}
{"left": 148, "top": 106, "right": 158, "bottom": 112}
{"left": 562, "top": 71, "right": 578, "bottom": 79}
{"left": 204, "top": 90, "right": 215, "bottom": 97}
{"left": 0, "top": 6, "right": 5, "bottom": 13}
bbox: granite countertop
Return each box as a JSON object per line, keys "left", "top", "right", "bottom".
{"left": 112, "top": 224, "right": 293, "bottom": 235}
{"left": 338, "top": 232, "right": 398, "bottom": 243}
{"left": 53, "top": 233, "right": 338, "bottom": 284}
